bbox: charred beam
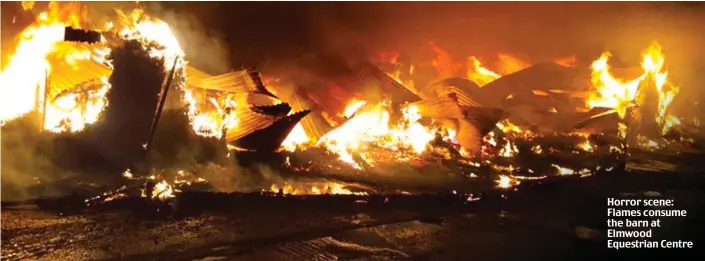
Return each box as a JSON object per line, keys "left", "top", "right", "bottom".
{"left": 64, "top": 26, "right": 102, "bottom": 44}
{"left": 146, "top": 56, "right": 180, "bottom": 152}
{"left": 572, "top": 108, "right": 620, "bottom": 130}
{"left": 251, "top": 103, "right": 292, "bottom": 118}
{"left": 90, "top": 40, "right": 166, "bottom": 169}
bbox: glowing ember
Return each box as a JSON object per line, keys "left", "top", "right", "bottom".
{"left": 499, "top": 140, "right": 519, "bottom": 158}
{"left": 496, "top": 175, "right": 520, "bottom": 189}
{"left": 149, "top": 180, "right": 176, "bottom": 200}
{"left": 270, "top": 182, "right": 367, "bottom": 196}
{"left": 577, "top": 140, "right": 594, "bottom": 153}
{"left": 552, "top": 164, "right": 592, "bottom": 177}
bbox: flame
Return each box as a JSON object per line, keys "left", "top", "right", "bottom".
{"left": 281, "top": 122, "right": 310, "bottom": 152}
{"left": 342, "top": 98, "right": 367, "bottom": 118}
{"left": 4, "top": 3, "right": 693, "bottom": 190}
{"left": 552, "top": 164, "right": 592, "bottom": 177}
{"left": 466, "top": 56, "right": 501, "bottom": 87}
{"left": 116, "top": 9, "right": 184, "bottom": 69}
{"left": 586, "top": 42, "right": 681, "bottom": 135}
{"left": 577, "top": 139, "right": 594, "bottom": 153}
{"left": 185, "top": 92, "right": 240, "bottom": 138}
{"left": 586, "top": 52, "right": 644, "bottom": 117}
{"left": 270, "top": 182, "right": 367, "bottom": 196}
{"left": 496, "top": 175, "right": 520, "bottom": 189}
{"left": 151, "top": 180, "right": 176, "bottom": 200}
{"left": 317, "top": 100, "right": 436, "bottom": 168}
{"left": 0, "top": 3, "right": 96, "bottom": 127}
{"left": 640, "top": 44, "right": 680, "bottom": 136}
{"left": 498, "top": 140, "right": 519, "bottom": 158}
{"left": 0, "top": 4, "right": 195, "bottom": 134}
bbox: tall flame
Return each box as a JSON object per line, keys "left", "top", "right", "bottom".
{"left": 586, "top": 42, "right": 681, "bottom": 134}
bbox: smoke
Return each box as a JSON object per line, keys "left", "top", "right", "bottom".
{"left": 253, "top": 2, "right": 705, "bottom": 138}
{"left": 0, "top": 114, "right": 62, "bottom": 201}
{"left": 137, "top": 2, "right": 231, "bottom": 74}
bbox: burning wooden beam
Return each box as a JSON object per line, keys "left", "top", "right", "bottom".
{"left": 63, "top": 26, "right": 102, "bottom": 44}
{"left": 145, "top": 56, "right": 180, "bottom": 152}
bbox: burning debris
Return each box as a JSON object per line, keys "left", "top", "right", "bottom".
{"left": 63, "top": 26, "right": 102, "bottom": 44}
{"left": 0, "top": 2, "right": 700, "bottom": 207}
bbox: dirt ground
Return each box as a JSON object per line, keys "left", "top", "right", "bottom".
{"left": 2, "top": 150, "right": 704, "bottom": 261}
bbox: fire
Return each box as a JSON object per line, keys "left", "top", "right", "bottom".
{"left": 270, "top": 182, "right": 367, "bottom": 196}
{"left": 0, "top": 3, "right": 96, "bottom": 127}
{"left": 467, "top": 56, "right": 501, "bottom": 87}
{"left": 281, "top": 122, "right": 310, "bottom": 152}
{"left": 552, "top": 164, "right": 592, "bottom": 177}
{"left": 316, "top": 100, "right": 437, "bottom": 168}
{"left": 116, "top": 9, "right": 184, "bottom": 69}
{"left": 149, "top": 180, "right": 176, "bottom": 200}
{"left": 577, "top": 139, "right": 594, "bottom": 153}
{"left": 342, "top": 98, "right": 367, "bottom": 118}
{"left": 498, "top": 140, "right": 519, "bottom": 158}
{"left": 317, "top": 101, "right": 393, "bottom": 168}
{"left": 4, "top": 2, "right": 696, "bottom": 203}
{"left": 641, "top": 44, "right": 681, "bottom": 136}
{"left": 465, "top": 53, "right": 530, "bottom": 87}
{"left": 496, "top": 175, "right": 519, "bottom": 189}
{"left": 0, "top": 3, "right": 195, "bottom": 135}
{"left": 587, "top": 52, "right": 644, "bottom": 117}
{"left": 586, "top": 42, "right": 681, "bottom": 135}
{"left": 185, "top": 93, "right": 240, "bottom": 138}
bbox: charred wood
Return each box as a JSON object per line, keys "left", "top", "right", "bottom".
{"left": 251, "top": 103, "right": 292, "bottom": 118}
{"left": 89, "top": 40, "right": 165, "bottom": 169}
{"left": 63, "top": 26, "right": 102, "bottom": 44}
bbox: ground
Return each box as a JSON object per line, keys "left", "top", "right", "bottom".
{"left": 2, "top": 150, "right": 705, "bottom": 261}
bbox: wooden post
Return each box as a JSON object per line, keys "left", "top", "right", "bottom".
{"left": 145, "top": 56, "right": 180, "bottom": 152}
{"left": 40, "top": 68, "right": 50, "bottom": 131}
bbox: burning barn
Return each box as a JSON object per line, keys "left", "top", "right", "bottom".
{"left": 1, "top": 0, "right": 700, "bottom": 200}
{"left": 1, "top": 2, "right": 704, "bottom": 260}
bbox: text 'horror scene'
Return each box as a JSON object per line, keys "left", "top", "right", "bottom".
{"left": 1, "top": 1, "right": 705, "bottom": 260}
